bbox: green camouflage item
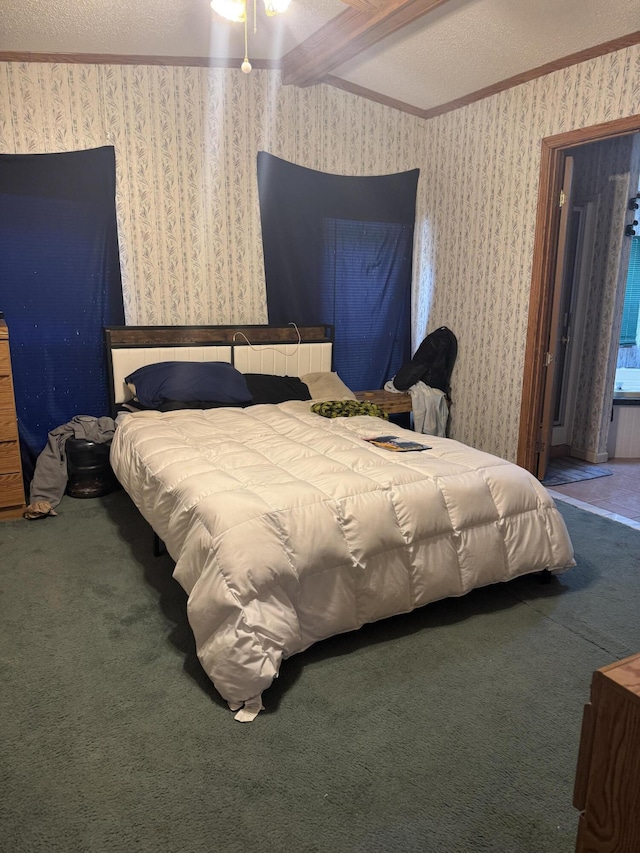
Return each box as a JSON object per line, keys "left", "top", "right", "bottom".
{"left": 310, "top": 400, "right": 389, "bottom": 420}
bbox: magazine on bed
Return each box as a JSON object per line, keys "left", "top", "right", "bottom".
{"left": 364, "top": 435, "right": 431, "bottom": 452}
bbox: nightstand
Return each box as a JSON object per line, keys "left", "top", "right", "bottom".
{"left": 353, "top": 389, "right": 412, "bottom": 415}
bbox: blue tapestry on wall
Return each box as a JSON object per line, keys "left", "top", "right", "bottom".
{"left": 0, "top": 146, "right": 124, "bottom": 480}
{"left": 257, "top": 152, "right": 419, "bottom": 392}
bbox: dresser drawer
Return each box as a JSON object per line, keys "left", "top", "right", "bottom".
{"left": 0, "top": 412, "right": 19, "bottom": 442}
{"left": 0, "top": 440, "right": 21, "bottom": 473}
{"left": 0, "top": 472, "right": 25, "bottom": 509}
{"left": 0, "top": 375, "right": 15, "bottom": 408}
{"left": 0, "top": 347, "right": 10, "bottom": 376}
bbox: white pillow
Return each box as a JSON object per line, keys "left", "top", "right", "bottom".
{"left": 301, "top": 372, "right": 356, "bottom": 401}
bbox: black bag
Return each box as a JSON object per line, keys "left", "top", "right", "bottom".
{"left": 392, "top": 326, "right": 458, "bottom": 395}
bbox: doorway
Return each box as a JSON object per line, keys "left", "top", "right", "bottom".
{"left": 518, "top": 114, "right": 640, "bottom": 479}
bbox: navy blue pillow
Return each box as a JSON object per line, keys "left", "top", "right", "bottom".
{"left": 125, "top": 361, "right": 253, "bottom": 408}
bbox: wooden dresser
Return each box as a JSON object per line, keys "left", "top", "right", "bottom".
{"left": 0, "top": 319, "right": 26, "bottom": 519}
{"left": 574, "top": 652, "right": 640, "bottom": 852}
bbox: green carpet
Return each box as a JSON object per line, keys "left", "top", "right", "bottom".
{"left": 1, "top": 492, "right": 639, "bottom": 853}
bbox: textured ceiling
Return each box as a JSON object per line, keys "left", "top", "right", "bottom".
{"left": 2, "top": 0, "right": 639, "bottom": 114}
{"left": 333, "top": 0, "right": 640, "bottom": 109}
{"left": 1, "top": 0, "right": 344, "bottom": 59}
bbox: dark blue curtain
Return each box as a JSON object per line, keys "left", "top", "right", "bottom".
{"left": 0, "top": 146, "right": 124, "bottom": 480}
{"left": 257, "top": 152, "right": 419, "bottom": 391}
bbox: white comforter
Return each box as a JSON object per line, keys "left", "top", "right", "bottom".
{"left": 110, "top": 402, "right": 575, "bottom": 718}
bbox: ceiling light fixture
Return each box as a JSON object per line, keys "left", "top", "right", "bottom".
{"left": 211, "top": 0, "right": 292, "bottom": 74}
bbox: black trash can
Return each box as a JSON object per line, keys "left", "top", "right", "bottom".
{"left": 66, "top": 438, "right": 120, "bottom": 498}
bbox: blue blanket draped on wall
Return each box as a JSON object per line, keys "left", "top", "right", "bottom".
{"left": 0, "top": 146, "right": 124, "bottom": 482}
{"left": 257, "top": 152, "right": 419, "bottom": 392}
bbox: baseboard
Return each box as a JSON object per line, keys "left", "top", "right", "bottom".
{"left": 570, "top": 448, "right": 609, "bottom": 464}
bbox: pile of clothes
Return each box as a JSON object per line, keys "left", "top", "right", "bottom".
{"left": 24, "top": 415, "right": 116, "bottom": 519}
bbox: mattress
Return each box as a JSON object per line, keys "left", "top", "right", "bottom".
{"left": 110, "top": 402, "right": 575, "bottom": 719}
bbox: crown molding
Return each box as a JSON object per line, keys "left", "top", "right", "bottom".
{"left": 415, "top": 29, "right": 640, "bottom": 120}
{"left": 2, "top": 28, "right": 639, "bottom": 121}
{"left": 0, "top": 51, "right": 281, "bottom": 70}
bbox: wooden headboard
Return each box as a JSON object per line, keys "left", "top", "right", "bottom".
{"left": 103, "top": 324, "right": 334, "bottom": 414}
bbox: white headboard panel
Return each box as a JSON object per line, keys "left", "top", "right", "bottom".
{"left": 234, "top": 342, "right": 332, "bottom": 376}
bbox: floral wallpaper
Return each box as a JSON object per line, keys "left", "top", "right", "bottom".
{"left": 0, "top": 63, "right": 424, "bottom": 328}
{"left": 1, "top": 43, "right": 639, "bottom": 462}
{"left": 416, "top": 45, "right": 640, "bottom": 461}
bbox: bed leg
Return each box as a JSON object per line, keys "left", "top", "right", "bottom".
{"left": 153, "top": 532, "right": 167, "bottom": 557}
{"left": 538, "top": 569, "right": 553, "bottom": 584}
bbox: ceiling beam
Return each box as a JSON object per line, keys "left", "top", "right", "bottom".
{"left": 340, "top": 0, "right": 388, "bottom": 11}
{"left": 281, "top": 0, "right": 454, "bottom": 87}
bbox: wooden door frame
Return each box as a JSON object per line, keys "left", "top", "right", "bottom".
{"left": 535, "top": 155, "right": 574, "bottom": 480}
{"left": 517, "top": 112, "right": 640, "bottom": 474}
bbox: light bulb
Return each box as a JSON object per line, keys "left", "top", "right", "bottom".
{"left": 263, "top": 0, "right": 291, "bottom": 14}
{"left": 210, "top": 0, "right": 246, "bottom": 23}
{"left": 241, "top": 58, "right": 252, "bottom": 74}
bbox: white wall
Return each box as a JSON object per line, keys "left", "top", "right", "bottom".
{"left": 608, "top": 405, "right": 640, "bottom": 457}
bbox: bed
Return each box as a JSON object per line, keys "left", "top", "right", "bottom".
{"left": 105, "top": 324, "right": 576, "bottom": 721}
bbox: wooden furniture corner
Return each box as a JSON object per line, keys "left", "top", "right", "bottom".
{"left": 573, "top": 652, "right": 640, "bottom": 852}
{"left": 0, "top": 319, "right": 26, "bottom": 520}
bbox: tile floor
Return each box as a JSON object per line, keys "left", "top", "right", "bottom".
{"left": 547, "top": 457, "right": 640, "bottom": 530}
